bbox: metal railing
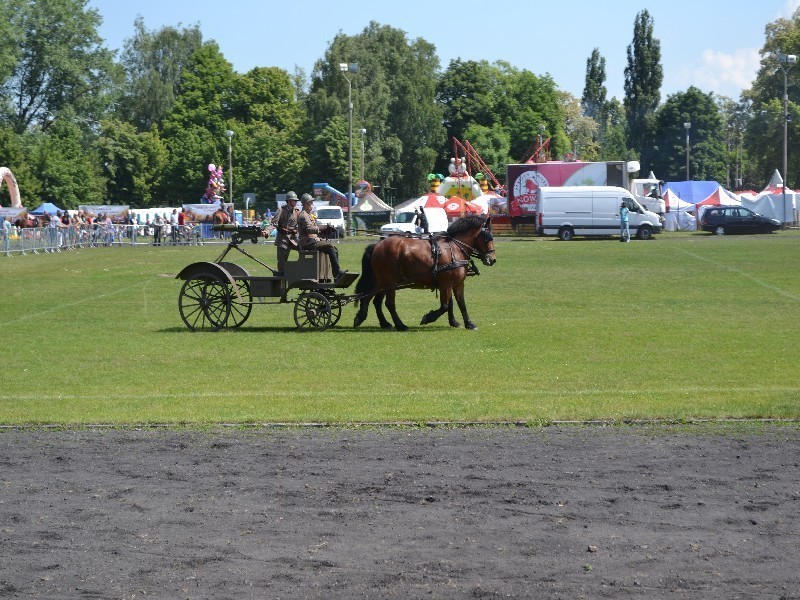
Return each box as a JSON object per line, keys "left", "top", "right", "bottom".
{"left": 1, "top": 223, "right": 239, "bottom": 257}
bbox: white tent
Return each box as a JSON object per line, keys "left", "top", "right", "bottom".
{"left": 663, "top": 189, "right": 697, "bottom": 231}
{"left": 738, "top": 171, "right": 796, "bottom": 224}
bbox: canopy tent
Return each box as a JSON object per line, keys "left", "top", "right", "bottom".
{"left": 738, "top": 170, "right": 797, "bottom": 223}
{"left": 443, "top": 196, "right": 483, "bottom": 217}
{"left": 663, "top": 181, "right": 741, "bottom": 206}
{"left": 663, "top": 189, "right": 697, "bottom": 231}
{"left": 29, "top": 202, "right": 63, "bottom": 216}
{"left": 663, "top": 181, "right": 741, "bottom": 226}
{"left": 350, "top": 191, "right": 392, "bottom": 214}
{"left": 470, "top": 192, "right": 504, "bottom": 214}
{"left": 350, "top": 191, "right": 393, "bottom": 231}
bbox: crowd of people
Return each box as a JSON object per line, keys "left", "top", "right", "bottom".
{"left": 1, "top": 203, "right": 337, "bottom": 257}
{"left": 0, "top": 208, "right": 210, "bottom": 252}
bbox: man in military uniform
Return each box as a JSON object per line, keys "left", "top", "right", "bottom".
{"left": 269, "top": 191, "right": 299, "bottom": 275}
{"left": 297, "top": 193, "right": 346, "bottom": 279}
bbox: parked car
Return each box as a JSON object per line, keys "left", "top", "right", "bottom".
{"left": 315, "top": 206, "right": 345, "bottom": 238}
{"left": 700, "top": 206, "right": 782, "bottom": 235}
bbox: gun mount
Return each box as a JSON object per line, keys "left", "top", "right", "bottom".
{"left": 212, "top": 224, "right": 263, "bottom": 245}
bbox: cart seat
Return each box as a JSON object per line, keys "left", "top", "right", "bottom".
{"left": 285, "top": 250, "right": 332, "bottom": 283}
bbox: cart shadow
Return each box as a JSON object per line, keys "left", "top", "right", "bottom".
{"left": 161, "top": 325, "right": 442, "bottom": 334}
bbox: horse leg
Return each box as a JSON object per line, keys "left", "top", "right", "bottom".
{"left": 384, "top": 288, "right": 408, "bottom": 331}
{"left": 453, "top": 282, "right": 477, "bottom": 330}
{"left": 373, "top": 291, "right": 393, "bottom": 329}
{"left": 447, "top": 295, "right": 462, "bottom": 328}
{"left": 354, "top": 297, "right": 370, "bottom": 327}
{"left": 420, "top": 287, "right": 452, "bottom": 326}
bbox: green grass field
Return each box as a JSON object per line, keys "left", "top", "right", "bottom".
{"left": 2, "top": 231, "right": 799, "bottom": 425}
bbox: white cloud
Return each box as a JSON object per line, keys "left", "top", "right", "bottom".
{"left": 782, "top": 0, "right": 800, "bottom": 17}
{"left": 672, "top": 48, "right": 762, "bottom": 98}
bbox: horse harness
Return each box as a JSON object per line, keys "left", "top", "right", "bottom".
{"left": 428, "top": 231, "right": 490, "bottom": 278}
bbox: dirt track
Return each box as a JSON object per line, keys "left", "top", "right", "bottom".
{"left": 1, "top": 425, "right": 799, "bottom": 599}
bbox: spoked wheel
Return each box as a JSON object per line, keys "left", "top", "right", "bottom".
{"left": 179, "top": 276, "right": 231, "bottom": 331}
{"left": 294, "top": 291, "right": 333, "bottom": 331}
{"left": 226, "top": 279, "right": 253, "bottom": 329}
{"left": 320, "top": 290, "right": 344, "bottom": 327}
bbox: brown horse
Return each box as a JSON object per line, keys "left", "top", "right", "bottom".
{"left": 212, "top": 207, "right": 230, "bottom": 225}
{"left": 353, "top": 215, "right": 496, "bottom": 331}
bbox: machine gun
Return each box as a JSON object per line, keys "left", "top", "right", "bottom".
{"left": 212, "top": 224, "right": 264, "bottom": 245}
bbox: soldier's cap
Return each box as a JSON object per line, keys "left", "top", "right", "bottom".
{"left": 300, "top": 193, "right": 314, "bottom": 204}
{"left": 285, "top": 191, "right": 298, "bottom": 201}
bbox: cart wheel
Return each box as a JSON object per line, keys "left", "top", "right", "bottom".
{"left": 294, "top": 291, "right": 333, "bottom": 331}
{"left": 321, "top": 290, "right": 344, "bottom": 327}
{"left": 179, "top": 275, "right": 230, "bottom": 331}
{"left": 226, "top": 279, "right": 253, "bottom": 329}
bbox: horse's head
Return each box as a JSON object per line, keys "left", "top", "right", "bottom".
{"left": 449, "top": 215, "right": 496, "bottom": 266}
{"left": 476, "top": 217, "right": 496, "bottom": 266}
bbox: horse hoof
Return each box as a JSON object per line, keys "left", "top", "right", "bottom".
{"left": 449, "top": 322, "right": 462, "bottom": 328}
{"left": 466, "top": 323, "right": 478, "bottom": 331}
{"left": 380, "top": 322, "right": 393, "bottom": 330}
{"left": 396, "top": 324, "right": 409, "bottom": 332}
{"left": 353, "top": 316, "right": 364, "bottom": 328}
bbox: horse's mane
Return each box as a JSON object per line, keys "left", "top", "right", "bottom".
{"left": 446, "top": 215, "right": 485, "bottom": 237}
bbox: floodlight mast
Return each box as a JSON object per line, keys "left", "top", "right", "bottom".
{"left": 339, "top": 63, "right": 358, "bottom": 236}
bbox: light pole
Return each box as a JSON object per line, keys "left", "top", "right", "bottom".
{"left": 225, "top": 129, "right": 234, "bottom": 211}
{"left": 339, "top": 62, "right": 358, "bottom": 236}
{"left": 359, "top": 128, "right": 366, "bottom": 181}
{"left": 683, "top": 122, "right": 691, "bottom": 180}
{"left": 778, "top": 52, "right": 796, "bottom": 210}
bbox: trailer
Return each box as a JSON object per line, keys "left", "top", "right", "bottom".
{"left": 506, "top": 160, "right": 665, "bottom": 220}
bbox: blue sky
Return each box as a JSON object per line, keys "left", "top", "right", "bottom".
{"left": 87, "top": 0, "right": 800, "bottom": 101}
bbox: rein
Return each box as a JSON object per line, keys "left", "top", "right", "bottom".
{"left": 431, "top": 231, "right": 490, "bottom": 277}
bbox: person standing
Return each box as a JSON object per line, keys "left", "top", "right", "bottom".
{"left": 415, "top": 206, "right": 430, "bottom": 234}
{"left": 619, "top": 201, "right": 630, "bottom": 242}
{"left": 269, "top": 191, "right": 300, "bottom": 275}
{"left": 177, "top": 208, "right": 186, "bottom": 244}
{"left": 153, "top": 215, "right": 163, "bottom": 246}
{"left": 2, "top": 216, "right": 11, "bottom": 256}
{"left": 170, "top": 209, "right": 179, "bottom": 245}
{"left": 297, "top": 193, "right": 346, "bottom": 279}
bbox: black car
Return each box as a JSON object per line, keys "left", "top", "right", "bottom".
{"left": 700, "top": 206, "right": 782, "bottom": 235}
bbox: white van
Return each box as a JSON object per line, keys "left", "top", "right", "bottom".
{"left": 380, "top": 207, "right": 448, "bottom": 236}
{"left": 537, "top": 186, "right": 662, "bottom": 241}
{"left": 315, "top": 205, "right": 345, "bottom": 237}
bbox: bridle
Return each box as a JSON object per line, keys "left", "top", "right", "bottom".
{"left": 449, "top": 225, "right": 495, "bottom": 264}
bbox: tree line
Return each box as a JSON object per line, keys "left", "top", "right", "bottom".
{"left": 1, "top": 0, "right": 799, "bottom": 210}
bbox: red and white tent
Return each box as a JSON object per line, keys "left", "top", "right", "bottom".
{"left": 443, "top": 196, "right": 483, "bottom": 217}
{"left": 738, "top": 170, "right": 797, "bottom": 224}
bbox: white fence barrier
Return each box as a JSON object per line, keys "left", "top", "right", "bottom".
{"left": 1, "top": 224, "right": 214, "bottom": 256}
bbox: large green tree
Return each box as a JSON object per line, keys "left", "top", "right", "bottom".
{"left": 26, "top": 112, "right": 105, "bottom": 208}
{"left": 497, "top": 67, "right": 568, "bottom": 162}
{"left": 96, "top": 119, "right": 167, "bottom": 206}
{"left": 744, "top": 8, "right": 800, "bottom": 188}
{"left": 159, "top": 42, "right": 236, "bottom": 203}
{"left": 651, "top": 87, "right": 726, "bottom": 181}
{"left": 306, "top": 22, "right": 445, "bottom": 199}
{"left": 437, "top": 59, "right": 501, "bottom": 144}
{"left": 116, "top": 17, "right": 202, "bottom": 132}
{"left": 0, "top": 0, "right": 117, "bottom": 133}
{"left": 582, "top": 48, "right": 607, "bottom": 120}
{"left": 230, "top": 67, "right": 308, "bottom": 200}
{"left": 623, "top": 9, "right": 663, "bottom": 171}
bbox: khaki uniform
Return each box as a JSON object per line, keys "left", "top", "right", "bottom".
{"left": 298, "top": 209, "right": 343, "bottom": 277}
{"left": 271, "top": 205, "right": 299, "bottom": 272}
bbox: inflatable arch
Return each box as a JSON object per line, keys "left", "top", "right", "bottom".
{"left": 0, "top": 167, "right": 22, "bottom": 207}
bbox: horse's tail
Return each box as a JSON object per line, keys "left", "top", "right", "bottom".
{"left": 355, "top": 243, "right": 377, "bottom": 296}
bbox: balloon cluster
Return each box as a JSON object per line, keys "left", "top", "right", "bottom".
{"left": 201, "top": 163, "right": 226, "bottom": 203}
